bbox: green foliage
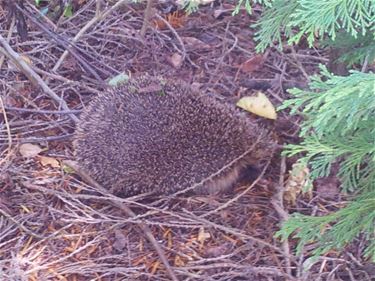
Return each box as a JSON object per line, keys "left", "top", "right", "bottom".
{"left": 34, "top": 0, "right": 74, "bottom": 18}
{"left": 287, "top": 0, "right": 374, "bottom": 45}
{"left": 252, "top": 0, "right": 299, "bottom": 52}
{"left": 322, "top": 32, "right": 375, "bottom": 66}
{"left": 278, "top": 66, "right": 375, "bottom": 260}
{"left": 276, "top": 190, "right": 375, "bottom": 261}
{"left": 182, "top": 0, "right": 272, "bottom": 15}
{"left": 252, "top": 0, "right": 375, "bottom": 262}
{"left": 63, "top": 4, "right": 73, "bottom": 18}
{"left": 254, "top": 0, "right": 375, "bottom": 52}
{"left": 280, "top": 66, "right": 375, "bottom": 138}
{"left": 232, "top": 0, "right": 273, "bottom": 15}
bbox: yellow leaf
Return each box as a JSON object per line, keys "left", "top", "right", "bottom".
{"left": 39, "top": 156, "right": 60, "bottom": 168}
{"left": 62, "top": 162, "right": 75, "bottom": 174}
{"left": 19, "top": 143, "right": 43, "bottom": 157}
{"left": 236, "top": 92, "right": 277, "bottom": 120}
{"left": 197, "top": 227, "right": 211, "bottom": 244}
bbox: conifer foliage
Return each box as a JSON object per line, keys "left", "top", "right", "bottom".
{"left": 253, "top": 0, "right": 375, "bottom": 260}
{"left": 277, "top": 67, "right": 375, "bottom": 261}
{"left": 254, "top": 0, "right": 375, "bottom": 55}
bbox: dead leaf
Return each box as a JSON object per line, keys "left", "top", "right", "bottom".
{"left": 239, "top": 55, "right": 265, "bottom": 73}
{"left": 236, "top": 92, "right": 277, "bottom": 120}
{"left": 7, "top": 54, "right": 33, "bottom": 72}
{"left": 174, "top": 255, "right": 185, "bottom": 267}
{"left": 19, "top": 143, "right": 43, "bottom": 157}
{"left": 190, "top": 82, "right": 202, "bottom": 91}
{"left": 220, "top": 210, "right": 230, "bottom": 220}
{"left": 39, "top": 156, "right": 60, "bottom": 168}
{"left": 154, "top": 10, "right": 186, "bottom": 30}
{"left": 163, "top": 228, "right": 173, "bottom": 248}
{"left": 214, "top": 8, "right": 232, "bottom": 18}
{"left": 197, "top": 227, "right": 211, "bottom": 245}
{"left": 168, "top": 53, "right": 183, "bottom": 68}
{"left": 113, "top": 230, "right": 127, "bottom": 252}
{"left": 284, "top": 163, "right": 312, "bottom": 205}
{"left": 204, "top": 243, "right": 231, "bottom": 257}
{"left": 182, "top": 36, "right": 211, "bottom": 50}
{"left": 3, "top": 95, "right": 18, "bottom": 107}
{"left": 62, "top": 162, "right": 76, "bottom": 174}
{"left": 150, "top": 260, "right": 160, "bottom": 275}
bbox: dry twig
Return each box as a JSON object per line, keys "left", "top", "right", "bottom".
{"left": 63, "top": 160, "right": 179, "bottom": 281}
{"left": 0, "top": 34, "right": 79, "bottom": 123}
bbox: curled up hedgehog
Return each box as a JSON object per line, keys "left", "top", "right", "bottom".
{"left": 73, "top": 75, "right": 276, "bottom": 197}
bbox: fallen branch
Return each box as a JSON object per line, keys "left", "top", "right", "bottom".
{"left": 0, "top": 34, "right": 79, "bottom": 123}
{"left": 63, "top": 160, "right": 179, "bottom": 281}
{"left": 52, "top": 0, "right": 132, "bottom": 73}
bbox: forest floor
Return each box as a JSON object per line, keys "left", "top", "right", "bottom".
{"left": 0, "top": 1, "right": 373, "bottom": 281}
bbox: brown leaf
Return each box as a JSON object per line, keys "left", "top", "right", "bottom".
{"left": 174, "top": 255, "right": 185, "bottom": 267}
{"left": 197, "top": 227, "right": 211, "bottom": 245}
{"left": 150, "top": 260, "right": 160, "bottom": 275}
{"left": 214, "top": 8, "right": 231, "bottom": 19}
{"left": 182, "top": 37, "right": 211, "bottom": 50}
{"left": 39, "top": 156, "right": 60, "bottom": 168}
{"left": 284, "top": 163, "right": 312, "bottom": 205}
{"left": 168, "top": 53, "right": 183, "bottom": 68}
{"left": 19, "top": 143, "right": 43, "bottom": 157}
{"left": 204, "top": 242, "right": 231, "bottom": 258}
{"left": 3, "top": 95, "right": 18, "bottom": 107}
{"left": 154, "top": 11, "right": 187, "bottom": 30}
{"left": 113, "top": 230, "right": 127, "bottom": 252}
{"left": 240, "top": 54, "right": 265, "bottom": 73}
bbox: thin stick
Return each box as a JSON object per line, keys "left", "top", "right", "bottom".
{"left": 64, "top": 160, "right": 179, "bottom": 281}
{"left": 271, "top": 156, "right": 292, "bottom": 276}
{"left": 0, "top": 15, "right": 15, "bottom": 69}
{"left": 16, "top": 4, "right": 104, "bottom": 83}
{"left": 154, "top": 13, "right": 186, "bottom": 61}
{"left": 52, "top": 0, "right": 132, "bottom": 73}
{"left": 140, "top": 0, "right": 153, "bottom": 37}
{"left": 0, "top": 96, "right": 13, "bottom": 165}
{"left": 0, "top": 35, "right": 79, "bottom": 123}
{"left": 5, "top": 106, "right": 81, "bottom": 115}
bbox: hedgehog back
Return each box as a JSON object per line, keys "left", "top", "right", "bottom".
{"left": 74, "top": 76, "right": 271, "bottom": 196}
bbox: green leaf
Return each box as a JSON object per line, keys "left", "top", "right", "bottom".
{"left": 63, "top": 4, "right": 73, "bottom": 17}
{"left": 40, "top": 7, "right": 49, "bottom": 16}
{"left": 254, "top": 0, "right": 375, "bottom": 51}
{"left": 108, "top": 72, "right": 130, "bottom": 87}
{"left": 278, "top": 67, "right": 375, "bottom": 261}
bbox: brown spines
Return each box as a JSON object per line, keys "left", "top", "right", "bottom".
{"left": 74, "top": 75, "right": 274, "bottom": 197}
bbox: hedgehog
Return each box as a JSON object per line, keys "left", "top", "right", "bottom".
{"left": 73, "top": 74, "right": 275, "bottom": 197}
